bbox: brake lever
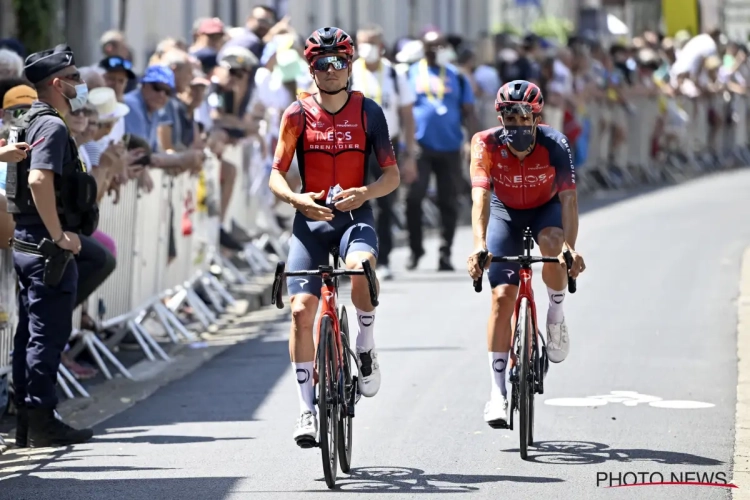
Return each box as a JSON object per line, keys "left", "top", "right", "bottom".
{"left": 272, "top": 261, "right": 286, "bottom": 309}
{"left": 562, "top": 250, "right": 577, "bottom": 294}
{"left": 361, "top": 259, "right": 379, "bottom": 307}
{"left": 473, "top": 249, "right": 489, "bottom": 293}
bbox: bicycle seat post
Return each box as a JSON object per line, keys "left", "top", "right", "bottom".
{"left": 523, "top": 227, "right": 534, "bottom": 256}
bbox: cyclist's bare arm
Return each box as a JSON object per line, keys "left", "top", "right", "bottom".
{"left": 269, "top": 102, "right": 304, "bottom": 204}
{"left": 469, "top": 132, "right": 492, "bottom": 250}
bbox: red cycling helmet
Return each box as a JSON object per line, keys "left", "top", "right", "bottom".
{"left": 495, "top": 80, "right": 544, "bottom": 115}
{"left": 304, "top": 27, "right": 355, "bottom": 62}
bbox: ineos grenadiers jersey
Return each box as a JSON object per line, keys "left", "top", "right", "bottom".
{"left": 470, "top": 125, "right": 576, "bottom": 209}
{"left": 273, "top": 91, "right": 397, "bottom": 199}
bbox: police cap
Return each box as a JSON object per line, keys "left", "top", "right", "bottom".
{"left": 24, "top": 44, "right": 76, "bottom": 85}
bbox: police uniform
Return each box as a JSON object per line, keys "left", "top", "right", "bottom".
{"left": 6, "top": 45, "right": 95, "bottom": 447}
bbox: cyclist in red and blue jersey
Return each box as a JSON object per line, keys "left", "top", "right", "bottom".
{"left": 466, "top": 80, "right": 586, "bottom": 428}
{"left": 268, "top": 27, "right": 400, "bottom": 446}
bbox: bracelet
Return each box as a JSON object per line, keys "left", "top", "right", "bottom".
{"left": 53, "top": 233, "right": 65, "bottom": 244}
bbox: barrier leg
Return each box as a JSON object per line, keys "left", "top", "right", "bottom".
{"left": 146, "top": 302, "right": 181, "bottom": 344}
{"left": 155, "top": 301, "right": 196, "bottom": 341}
{"left": 199, "top": 276, "right": 225, "bottom": 314}
{"left": 132, "top": 321, "right": 170, "bottom": 361}
{"left": 207, "top": 272, "right": 236, "bottom": 307}
{"left": 186, "top": 287, "right": 215, "bottom": 327}
{"left": 89, "top": 333, "right": 133, "bottom": 379}
{"left": 127, "top": 319, "right": 155, "bottom": 361}
{"left": 218, "top": 254, "right": 250, "bottom": 284}
{"left": 57, "top": 372, "right": 75, "bottom": 399}
{"left": 58, "top": 364, "right": 90, "bottom": 398}
{"left": 82, "top": 332, "right": 113, "bottom": 380}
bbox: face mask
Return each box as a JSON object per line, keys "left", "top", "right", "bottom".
{"left": 275, "top": 49, "right": 304, "bottom": 83}
{"left": 63, "top": 81, "right": 89, "bottom": 112}
{"left": 435, "top": 47, "right": 456, "bottom": 66}
{"left": 504, "top": 124, "right": 536, "bottom": 152}
{"left": 358, "top": 43, "right": 380, "bottom": 64}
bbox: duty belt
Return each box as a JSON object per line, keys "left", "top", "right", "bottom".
{"left": 11, "top": 238, "right": 44, "bottom": 256}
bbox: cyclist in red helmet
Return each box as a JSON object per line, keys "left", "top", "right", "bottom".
{"left": 269, "top": 27, "right": 400, "bottom": 446}
{"left": 466, "top": 80, "right": 586, "bottom": 428}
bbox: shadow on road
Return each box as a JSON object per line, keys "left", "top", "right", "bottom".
{"left": 321, "top": 466, "right": 563, "bottom": 493}
{"left": 503, "top": 441, "right": 723, "bottom": 466}
{"left": 0, "top": 475, "right": 244, "bottom": 500}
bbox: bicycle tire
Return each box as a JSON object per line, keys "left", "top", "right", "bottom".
{"left": 338, "top": 307, "right": 354, "bottom": 473}
{"left": 527, "top": 306, "right": 537, "bottom": 447}
{"left": 517, "top": 297, "right": 531, "bottom": 460}
{"left": 318, "top": 316, "right": 339, "bottom": 489}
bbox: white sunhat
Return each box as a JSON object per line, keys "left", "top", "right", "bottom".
{"left": 87, "top": 87, "right": 130, "bottom": 122}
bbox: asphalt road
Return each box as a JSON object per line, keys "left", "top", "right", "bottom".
{"left": 2, "top": 170, "right": 750, "bottom": 500}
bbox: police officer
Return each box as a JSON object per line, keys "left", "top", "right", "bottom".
{"left": 7, "top": 45, "right": 94, "bottom": 447}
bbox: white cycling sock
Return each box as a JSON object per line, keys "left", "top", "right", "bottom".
{"left": 547, "top": 286, "right": 566, "bottom": 325}
{"left": 355, "top": 308, "right": 376, "bottom": 352}
{"left": 293, "top": 362, "right": 316, "bottom": 415}
{"left": 489, "top": 352, "right": 509, "bottom": 398}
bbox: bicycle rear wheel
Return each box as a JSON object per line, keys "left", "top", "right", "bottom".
{"left": 317, "top": 316, "right": 339, "bottom": 489}
{"left": 338, "top": 306, "right": 354, "bottom": 473}
{"left": 517, "top": 297, "right": 532, "bottom": 460}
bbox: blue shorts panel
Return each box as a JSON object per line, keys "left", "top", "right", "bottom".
{"left": 486, "top": 196, "right": 563, "bottom": 288}
{"left": 286, "top": 207, "right": 379, "bottom": 297}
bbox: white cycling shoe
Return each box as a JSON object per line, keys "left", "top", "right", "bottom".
{"left": 484, "top": 396, "right": 509, "bottom": 428}
{"left": 357, "top": 348, "right": 381, "bottom": 397}
{"left": 546, "top": 318, "right": 570, "bottom": 363}
{"left": 293, "top": 411, "right": 318, "bottom": 448}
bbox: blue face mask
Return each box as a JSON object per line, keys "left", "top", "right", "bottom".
{"left": 63, "top": 81, "right": 89, "bottom": 112}
{"left": 504, "top": 124, "right": 536, "bottom": 152}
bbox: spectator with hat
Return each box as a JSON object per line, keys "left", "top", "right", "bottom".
{"left": 100, "top": 56, "right": 136, "bottom": 102}
{"left": 123, "top": 65, "right": 176, "bottom": 152}
{"left": 8, "top": 44, "right": 95, "bottom": 448}
{"left": 189, "top": 17, "right": 227, "bottom": 75}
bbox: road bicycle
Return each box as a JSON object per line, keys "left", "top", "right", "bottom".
{"left": 473, "top": 227, "right": 576, "bottom": 460}
{"left": 271, "top": 248, "right": 379, "bottom": 489}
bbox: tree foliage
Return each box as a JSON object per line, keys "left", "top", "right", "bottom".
{"left": 11, "top": 0, "right": 57, "bottom": 54}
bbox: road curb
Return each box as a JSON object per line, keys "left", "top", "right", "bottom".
{"left": 733, "top": 246, "right": 750, "bottom": 497}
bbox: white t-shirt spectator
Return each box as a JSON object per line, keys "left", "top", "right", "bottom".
{"left": 670, "top": 34, "right": 717, "bottom": 78}
{"left": 548, "top": 59, "right": 573, "bottom": 96}
{"left": 350, "top": 58, "right": 416, "bottom": 138}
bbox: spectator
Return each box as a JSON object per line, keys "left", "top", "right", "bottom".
{"left": 351, "top": 23, "right": 417, "bottom": 279}
{"left": 189, "top": 17, "right": 227, "bottom": 75}
{"left": 124, "top": 65, "right": 175, "bottom": 152}
{"left": 221, "top": 5, "right": 282, "bottom": 60}
{"left": 0, "top": 82, "right": 36, "bottom": 249}
{"left": 100, "top": 56, "right": 136, "bottom": 102}
{"left": 405, "top": 29, "right": 477, "bottom": 271}
{"left": 100, "top": 30, "right": 137, "bottom": 93}
{"left": 157, "top": 49, "right": 201, "bottom": 153}
{"left": 150, "top": 37, "right": 189, "bottom": 66}
{"left": 0, "top": 76, "right": 32, "bottom": 126}
{"left": 0, "top": 48, "right": 23, "bottom": 79}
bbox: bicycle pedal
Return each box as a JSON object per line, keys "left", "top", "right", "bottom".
{"left": 295, "top": 436, "right": 318, "bottom": 449}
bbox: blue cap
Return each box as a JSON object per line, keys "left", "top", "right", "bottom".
{"left": 141, "top": 65, "right": 175, "bottom": 89}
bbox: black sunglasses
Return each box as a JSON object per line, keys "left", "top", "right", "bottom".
{"left": 311, "top": 55, "right": 349, "bottom": 72}
{"left": 149, "top": 83, "right": 172, "bottom": 95}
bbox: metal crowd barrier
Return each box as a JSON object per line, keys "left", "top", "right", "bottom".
{"left": 1, "top": 90, "right": 749, "bottom": 405}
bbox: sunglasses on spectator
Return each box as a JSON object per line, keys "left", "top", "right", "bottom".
{"left": 311, "top": 55, "right": 350, "bottom": 72}
{"left": 104, "top": 57, "right": 133, "bottom": 70}
{"left": 495, "top": 102, "right": 534, "bottom": 116}
{"left": 149, "top": 83, "right": 172, "bottom": 95}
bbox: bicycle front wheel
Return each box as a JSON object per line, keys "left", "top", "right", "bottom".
{"left": 338, "top": 306, "right": 354, "bottom": 473}
{"left": 517, "top": 297, "right": 532, "bottom": 460}
{"left": 317, "top": 315, "right": 339, "bottom": 489}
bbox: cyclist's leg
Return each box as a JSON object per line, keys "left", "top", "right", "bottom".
{"left": 529, "top": 198, "right": 569, "bottom": 363}
{"left": 287, "top": 213, "right": 334, "bottom": 442}
{"left": 484, "top": 198, "right": 527, "bottom": 424}
{"left": 340, "top": 206, "right": 381, "bottom": 397}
